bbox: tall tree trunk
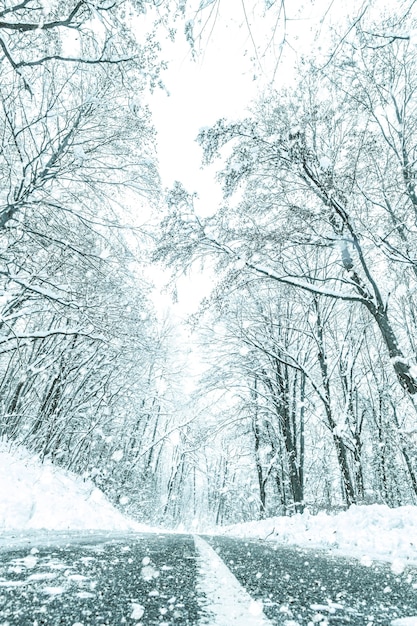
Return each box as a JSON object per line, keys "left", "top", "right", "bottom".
{"left": 314, "top": 300, "right": 356, "bottom": 506}
{"left": 263, "top": 359, "right": 304, "bottom": 513}
{"left": 253, "top": 410, "right": 267, "bottom": 519}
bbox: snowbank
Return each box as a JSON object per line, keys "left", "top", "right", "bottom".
{"left": 2, "top": 437, "right": 417, "bottom": 573}
{"left": 219, "top": 504, "right": 417, "bottom": 568}
{"left": 0, "top": 440, "right": 151, "bottom": 532}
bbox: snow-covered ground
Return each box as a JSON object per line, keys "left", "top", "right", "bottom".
{"left": 1, "top": 437, "right": 417, "bottom": 579}
{"left": 218, "top": 505, "right": 417, "bottom": 571}
{"left": 1, "top": 441, "right": 417, "bottom": 624}
{"left": 0, "top": 439, "right": 152, "bottom": 534}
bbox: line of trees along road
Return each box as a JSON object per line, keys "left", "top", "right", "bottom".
{"left": 0, "top": 0, "right": 199, "bottom": 524}
{"left": 155, "top": 6, "right": 417, "bottom": 522}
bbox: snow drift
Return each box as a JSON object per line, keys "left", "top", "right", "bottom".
{"left": 220, "top": 504, "right": 417, "bottom": 568}
{"left": 0, "top": 440, "right": 147, "bottom": 532}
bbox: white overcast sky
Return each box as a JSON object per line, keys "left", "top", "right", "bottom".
{"left": 146, "top": 1, "right": 268, "bottom": 315}
{"left": 149, "top": 2, "right": 264, "bottom": 217}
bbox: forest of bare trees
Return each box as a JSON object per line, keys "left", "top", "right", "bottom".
{"left": 156, "top": 1, "right": 417, "bottom": 524}
{"left": 0, "top": 0, "right": 195, "bottom": 524}
{"left": 2, "top": 0, "right": 417, "bottom": 527}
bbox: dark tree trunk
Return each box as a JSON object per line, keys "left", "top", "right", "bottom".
{"left": 314, "top": 300, "right": 356, "bottom": 506}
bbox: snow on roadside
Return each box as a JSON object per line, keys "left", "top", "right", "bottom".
{"left": 217, "top": 505, "right": 417, "bottom": 568}
{"left": 0, "top": 440, "right": 151, "bottom": 532}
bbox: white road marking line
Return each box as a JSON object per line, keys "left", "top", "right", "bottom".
{"left": 194, "top": 535, "right": 275, "bottom": 626}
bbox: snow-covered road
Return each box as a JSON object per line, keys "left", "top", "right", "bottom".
{"left": 0, "top": 532, "right": 416, "bottom": 625}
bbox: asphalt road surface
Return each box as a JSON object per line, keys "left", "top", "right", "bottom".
{"left": 0, "top": 531, "right": 415, "bottom": 625}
